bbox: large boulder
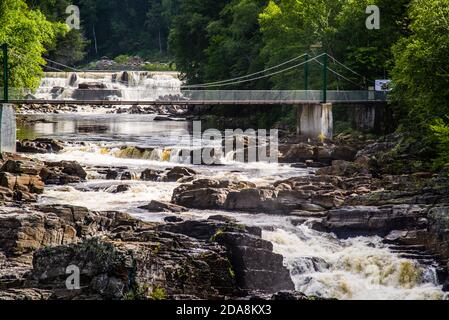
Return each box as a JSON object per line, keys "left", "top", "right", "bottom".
{"left": 16, "top": 139, "right": 64, "bottom": 154}
{"left": 29, "top": 234, "right": 237, "bottom": 300}
{"left": 322, "top": 205, "right": 427, "bottom": 238}
{"left": 138, "top": 200, "right": 187, "bottom": 213}
{"left": 140, "top": 169, "right": 163, "bottom": 181}
{"left": 40, "top": 161, "right": 87, "bottom": 185}
{"left": 160, "top": 219, "right": 294, "bottom": 293}
{"left": 0, "top": 210, "right": 78, "bottom": 256}
{"left": 172, "top": 177, "right": 346, "bottom": 214}
{"left": 78, "top": 82, "right": 107, "bottom": 90}
{"left": 163, "top": 166, "right": 197, "bottom": 182}
{"left": 316, "top": 160, "right": 368, "bottom": 177}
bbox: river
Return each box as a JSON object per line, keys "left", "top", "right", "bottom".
{"left": 15, "top": 71, "right": 448, "bottom": 300}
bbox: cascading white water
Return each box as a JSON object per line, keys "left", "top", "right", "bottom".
{"left": 34, "top": 71, "right": 182, "bottom": 102}
{"left": 18, "top": 90, "right": 449, "bottom": 300}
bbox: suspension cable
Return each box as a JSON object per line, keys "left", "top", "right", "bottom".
{"left": 10, "top": 50, "right": 67, "bottom": 73}
{"left": 182, "top": 53, "right": 308, "bottom": 88}
{"left": 313, "top": 58, "right": 366, "bottom": 89}
{"left": 183, "top": 54, "right": 325, "bottom": 88}
{"left": 327, "top": 54, "right": 375, "bottom": 84}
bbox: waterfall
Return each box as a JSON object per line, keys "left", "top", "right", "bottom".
{"left": 34, "top": 71, "right": 182, "bottom": 102}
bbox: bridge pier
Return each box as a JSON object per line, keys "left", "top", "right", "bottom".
{"left": 297, "top": 103, "right": 333, "bottom": 140}
{"left": 0, "top": 104, "right": 16, "bottom": 153}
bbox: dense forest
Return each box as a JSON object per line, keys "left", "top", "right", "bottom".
{"left": 0, "top": 0, "right": 448, "bottom": 169}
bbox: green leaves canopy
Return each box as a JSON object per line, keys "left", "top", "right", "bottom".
{"left": 0, "top": 0, "right": 66, "bottom": 90}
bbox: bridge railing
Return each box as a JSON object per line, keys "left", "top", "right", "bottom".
{"left": 2, "top": 88, "right": 388, "bottom": 104}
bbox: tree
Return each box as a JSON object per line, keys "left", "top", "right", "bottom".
{"left": 391, "top": 0, "right": 449, "bottom": 167}
{"left": 0, "top": 0, "right": 66, "bottom": 90}
{"left": 26, "top": 0, "right": 88, "bottom": 68}
{"left": 169, "top": 0, "right": 230, "bottom": 83}
{"left": 258, "top": 0, "right": 409, "bottom": 90}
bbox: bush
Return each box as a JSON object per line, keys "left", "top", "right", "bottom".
{"left": 114, "top": 54, "right": 132, "bottom": 64}
{"left": 143, "top": 62, "right": 177, "bottom": 72}
{"left": 430, "top": 118, "right": 449, "bottom": 170}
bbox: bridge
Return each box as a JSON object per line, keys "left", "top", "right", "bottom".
{"left": 1, "top": 44, "right": 389, "bottom": 152}
{"left": 6, "top": 90, "right": 387, "bottom": 106}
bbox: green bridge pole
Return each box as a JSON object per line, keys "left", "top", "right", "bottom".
{"left": 2, "top": 44, "right": 8, "bottom": 103}
{"left": 322, "top": 53, "right": 327, "bottom": 103}
{"left": 304, "top": 53, "right": 309, "bottom": 91}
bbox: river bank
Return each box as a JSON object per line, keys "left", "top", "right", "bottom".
{"left": 1, "top": 112, "right": 449, "bottom": 299}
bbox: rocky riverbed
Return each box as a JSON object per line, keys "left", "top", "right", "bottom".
{"left": 2, "top": 114, "right": 449, "bottom": 300}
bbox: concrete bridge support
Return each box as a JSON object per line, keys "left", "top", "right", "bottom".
{"left": 297, "top": 103, "right": 333, "bottom": 140}
{"left": 333, "top": 102, "right": 390, "bottom": 134}
{"left": 0, "top": 104, "right": 16, "bottom": 153}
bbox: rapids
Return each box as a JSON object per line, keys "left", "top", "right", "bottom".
{"left": 16, "top": 75, "right": 449, "bottom": 299}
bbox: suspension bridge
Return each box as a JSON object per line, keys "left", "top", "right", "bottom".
{"left": 0, "top": 45, "right": 388, "bottom": 105}
{"left": 1, "top": 43, "right": 389, "bottom": 152}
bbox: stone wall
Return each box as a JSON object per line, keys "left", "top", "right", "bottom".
{"left": 0, "top": 104, "right": 16, "bottom": 153}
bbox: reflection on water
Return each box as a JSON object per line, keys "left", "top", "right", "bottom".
{"left": 18, "top": 114, "right": 193, "bottom": 147}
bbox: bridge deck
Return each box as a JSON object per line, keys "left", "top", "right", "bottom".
{"left": 4, "top": 89, "right": 388, "bottom": 105}
{"left": 9, "top": 99, "right": 387, "bottom": 105}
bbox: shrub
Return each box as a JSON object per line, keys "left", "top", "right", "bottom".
{"left": 430, "top": 118, "right": 449, "bottom": 170}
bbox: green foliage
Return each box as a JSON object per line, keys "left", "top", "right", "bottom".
{"left": 390, "top": 0, "right": 449, "bottom": 170}
{"left": 26, "top": 0, "right": 88, "bottom": 67}
{"left": 0, "top": 0, "right": 67, "bottom": 90}
{"left": 143, "top": 63, "right": 177, "bottom": 72}
{"left": 114, "top": 54, "right": 132, "bottom": 64}
{"left": 334, "top": 121, "right": 354, "bottom": 135}
{"left": 73, "top": 0, "right": 179, "bottom": 59}
{"left": 430, "top": 118, "right": 449, "bottom": 170}
{"left": 259, "top": 0, "right": 409, "bottom": 90}
{"left": 392, "top": 0, "right": 449, "bottom": 123}
{"left": 149, "top": 286, "right": 167, "bottom": 300}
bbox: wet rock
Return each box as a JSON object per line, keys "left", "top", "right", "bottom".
{"left": 0, "top": 186, "right": 13, "bottom": 202}
{"left": 316, "top": 160, "right": 368, "bottom": 177}
{"left": 112, "top": 185, "right": 130, "bottom": 193}
{"left": 1, "top": 160, "right": 43, "bottom": 175}
{"left": 323, "top": 205, "right": 427, "bottom": 238}
{"left": 279, "top": 143, "right": 357, "bottom": 164}
{"left": 172, "top": 177, "right": 346, "bottom": 214}
{"left": 105, "top": 170, "right": 119, "bottom": 180}
{"left": 140, "top": 169, "right": 163, "bottom": 181}
{"left": 163, "top": 166, "right": 197, "bottom": 182}
{"left": 208, "top": 215, "right": 237, "bottom": 223}
{"left": 279, "top": 143, "right": 314, "bottom": 163}
{"left": 0, "top": 288, "right": 53, "bottom": 300}
{"left": 161, "top": 220, "right": 294, "bottom": 293}
{"left": 78, "top": 82, "right": 107, "bottom": 90}
{"left": 16, "top": 139, "right": 64, "bottom": 154}
{"left": 270, "top": 291, "right": 310, "bottom": 300}
{"left": 138, "top": 200, "right": 187, "bottom": 213}
{"left": 443, "top": 279, "right": 449, "bottom": 292}
{"left": 128, "top": 105, "right": 143, "bottom": 114}
{"left": 0, "top": 209, "right": 78, "bottom": 256}
{"left": 164, "top": 216, "right": 183, "bottom": 223}
{"left": 214, "top": 231, "right": 294, "bottom": 293}
{"left": 290, "top": 257, "right": 330, "bottom": 275}
{"left": 30, "top": 235, "right": 236, "bottom": 300}
{"left": 40, "top": 161, "right": 87, "bottom": 185}
{"left": 0, "top": 172, "right": 44, "bottom": 195}
{"left": 0, "top": 251, "right": 34, "bottom": 289}
{"left": 175, "top": 187, "right": 229, "bottom": 209}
